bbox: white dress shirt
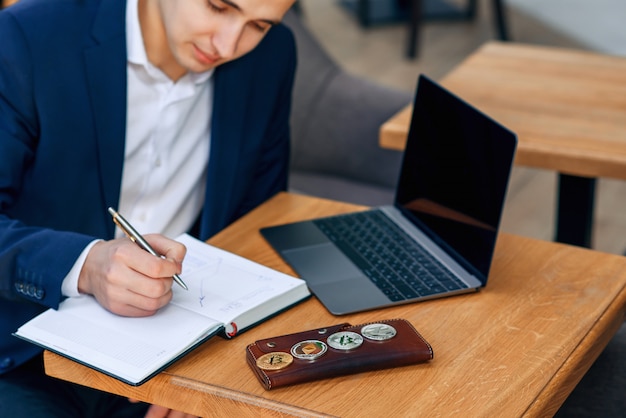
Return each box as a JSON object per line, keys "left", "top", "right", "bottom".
{"left": 62, "top": 0, "right": 213, "bottom": 296}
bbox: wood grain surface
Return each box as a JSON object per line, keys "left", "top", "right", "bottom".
{"left": 45, "top": 193, "right": 626, "bottom": 417}
{"left": 380, "top": 42, "right": 626, "bottom": 180}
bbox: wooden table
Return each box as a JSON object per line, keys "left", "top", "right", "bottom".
{"left": 45, "top": 192, "right": 626, "bottom": 417}
{"left": 380, "top": 41, "right": 626, "bottom": 248}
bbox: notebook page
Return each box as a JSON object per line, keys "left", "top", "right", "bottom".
{"left": 170, "top": 234, "right": 308, "bottom": 333}
{"left": 16, "top": 296, "right": 221, "bottom": 384}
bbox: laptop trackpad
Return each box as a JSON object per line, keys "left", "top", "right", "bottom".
{"left": 283, "top": 244, "right": 389, "bottom": 315}
{"left": 283, "top": 243, "right": 362, "bottom": 285}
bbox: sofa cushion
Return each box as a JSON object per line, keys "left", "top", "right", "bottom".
{"left": 289, "top": 170, "right": 396, "bottom": 206}
{"left": 284, "top": 9, "right": 411, "bottom": 193}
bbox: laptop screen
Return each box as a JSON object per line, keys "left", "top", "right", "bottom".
{"left": 395, "top": 75, "right": 517, "bottom": 282}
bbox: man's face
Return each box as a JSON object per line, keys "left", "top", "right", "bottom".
{"left": 157, "top": 0, "right": 295, "bottom": 73}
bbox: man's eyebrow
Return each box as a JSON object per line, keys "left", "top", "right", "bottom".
{"left": 221, "top": 0, "right": 280, "bottom": 26}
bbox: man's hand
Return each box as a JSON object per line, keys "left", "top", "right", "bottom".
{"left": 144, "top": 404, "right": 199, "bottom": 418}
{"left": 127, "top": 399, "right": 199, "bottom": 418}
{"left": 78, "top": 234, "right": 186, "bottom": 317}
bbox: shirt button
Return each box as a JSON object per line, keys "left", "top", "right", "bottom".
{"left": 155, "top": 158, "right": 162, "bottom": 167}
{"left": 0, "top": 357, "right": 14, "bottom": 371}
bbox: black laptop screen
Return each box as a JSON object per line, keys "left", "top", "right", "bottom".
{"left": 395, "top": 75, "right": 517, "bottom": 282}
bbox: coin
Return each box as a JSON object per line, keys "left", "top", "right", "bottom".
{"left": 290, "top": 340, "right": 327, "bottom": 360}
{"left": 327, "top": 331, "right": 364, "bottom": 350}
{"left": 361, "top": 323, "right": 397, "bottom": 341}
{"left": 256, "top": 352, "right": 293, "bottom": 370}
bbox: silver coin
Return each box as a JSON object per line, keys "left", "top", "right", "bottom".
{"left": 290, "top": 340, "right": 327, "bottom": 360}
{"left": 361, "top": 323, "right": 397, "bottom": 341}
{"left": 327, "top": 331, "right": 364, "bottom": 350}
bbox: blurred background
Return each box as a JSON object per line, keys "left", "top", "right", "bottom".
{"left": 2, "top": 0, "right": 624, "bottom": 255}
{"left": 293, "top": 0, "right": 626, "bottom": 255}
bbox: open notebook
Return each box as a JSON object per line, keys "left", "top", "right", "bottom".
{"left": 14, "top": 234, "right": 310, "bottom": 385}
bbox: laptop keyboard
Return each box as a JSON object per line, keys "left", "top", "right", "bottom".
{"left": 314, "top": 210, "right": 467, "bottom": 301}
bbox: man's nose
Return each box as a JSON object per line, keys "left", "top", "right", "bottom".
{"left": 214, "top": 23, "right": 243, "bottom": 59}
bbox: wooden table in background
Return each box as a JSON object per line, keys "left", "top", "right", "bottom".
{"left": 45, "top": 193, "right": 626, "bottom": 417}
{"left": 380, "top": 41, "right": 626, "bottom": 248}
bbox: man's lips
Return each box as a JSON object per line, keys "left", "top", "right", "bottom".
{"left": 193, "top": 44, "right": 220, "bottom": 65}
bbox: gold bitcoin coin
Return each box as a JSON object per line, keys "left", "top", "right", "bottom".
{"left": 256, "top": 352, "right": 294, "bottom": 370}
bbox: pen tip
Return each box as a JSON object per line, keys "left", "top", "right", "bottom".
{"left": 107, "top": 207, "right": 116, "bottom": 216}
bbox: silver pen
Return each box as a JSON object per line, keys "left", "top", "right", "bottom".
{"left": 107, "top": 207, "right": 188, "bottom": 291}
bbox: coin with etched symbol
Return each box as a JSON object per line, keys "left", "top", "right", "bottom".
{"left": 327, "top": 331, "right": 363, "bottom": 350}
{"left": 361, "top": 323, "right": 397, "bottom": 341}
{"left": 290, "top": 340, "right": 327, "bottom": 360}
{"left": 256, "top": 352, "right": 293, "bottom": 370}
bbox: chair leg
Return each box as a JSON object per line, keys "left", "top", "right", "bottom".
{"left": 358, "top": 0, "right": 371, "bottom": 27}
{"left": 466, "top": 0, "right": 478, "bottom": 20}
{"left": 406, "top": 0, "right": 422, "bottom": 59}
{"left": 406, "top": 0, "right": 508, "bottom": 59}
{"left": 492, "top": 0, "right": 509, "bottom": 40}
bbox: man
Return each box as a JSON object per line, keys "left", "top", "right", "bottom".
{"left": 0, "top": 0, "right": 296, "bottom": 416}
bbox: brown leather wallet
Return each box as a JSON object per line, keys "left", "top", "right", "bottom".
{"left": 245, "top": 318, "right": 433, "bottom": 390}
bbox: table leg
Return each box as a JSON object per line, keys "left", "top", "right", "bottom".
{"left": 407, "top": 0, "right": 422, "bottom": 58}
{"left": 555, "top": 174, "right": 596, "bottom": 248}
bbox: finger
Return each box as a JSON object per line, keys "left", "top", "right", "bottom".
{"left": 165, "top": 409, "right": 199, "bottom": 418}
{"left": 142, "top": 405, "right": 199, "bottom": 418}
{"left": 104, "top": 284, "right": 173, "bottom": 317}
{"left": 144, "top": 404, "right": 169, "bottom": 418}
{"left": 99, "top": 246, "right": 174, "bottom": 299}
{"left": 143, "top": 234, "right": 187, "bottom": 268}
{"left": 118, "top": 242, "right": 182, "bottom": 282}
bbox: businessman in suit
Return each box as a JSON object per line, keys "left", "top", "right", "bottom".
{"left": 0, "top": 0, "right": 296, "bottom": 416}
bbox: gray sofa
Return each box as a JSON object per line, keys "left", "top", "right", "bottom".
{"left": 283, "top": 10, "right": 411, "bottom": 206}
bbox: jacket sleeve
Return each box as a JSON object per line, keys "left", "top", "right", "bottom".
{"left": 0, "top": 11, "right": 94, "bottom": 309}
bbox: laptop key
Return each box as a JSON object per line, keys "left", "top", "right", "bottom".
{"left": 392, "top": 282, "right": 419, "bottom": 299}
{"left": 314, "top": 212, "right": 465, "bottom": 300}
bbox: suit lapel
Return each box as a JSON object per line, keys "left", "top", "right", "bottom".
{"left": 200, "top": 62, "right": 253, "bottom": 239}
{"left": 83, "top": 0, "right": 127, "bottom": 237}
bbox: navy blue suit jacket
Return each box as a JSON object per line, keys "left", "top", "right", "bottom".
{"left": 0, "top": 0, "right": 296, "bottom": 373}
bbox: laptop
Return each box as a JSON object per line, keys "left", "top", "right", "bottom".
{"left": 261, "top": 74, "right": 517, "bottom": 315}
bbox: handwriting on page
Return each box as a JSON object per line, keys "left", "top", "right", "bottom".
{"left": 170, "top": 251, "right": 282, "bottom": 323}
{"left": 168, "top": 234, "right": 302, "bottom": 325}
